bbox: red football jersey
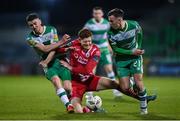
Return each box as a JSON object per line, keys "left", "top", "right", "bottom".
{"left": 70, "top": 39, "right": 101, "bottom": 83}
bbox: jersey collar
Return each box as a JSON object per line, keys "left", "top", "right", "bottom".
{"left": 119, "top": 21, "right": 128, "bottom": 32}
{"left": 92, "top": 18, "right": 104, "bottom": 24}
{"left": 33, "top": 26, "right": 46, "bottom": 37}
{"left": 81, "top": 45, "right": 93, "bottom": 57}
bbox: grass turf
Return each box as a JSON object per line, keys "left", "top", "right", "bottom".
{"left": 0, "top": 76, "right": 180, "bottom": 120}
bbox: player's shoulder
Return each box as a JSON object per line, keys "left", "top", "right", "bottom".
{"left": 92, "top": 44, "right": 99, "bottom": 49}
{"left": 92, "top": 44, "right": 101, "bottom": 54}
{"left": 86, "top": 18, "right": 94, "bottom": 24}
{"left": 26, "top": 31, "right": 34, "bottom": 41}
{"left": 71, "top": 39, "right": 80, "bottom": 46}
{"left": 46, "top": 25, "right": 57, "bottom": 31}
{"left": 126, "top": 20, "right": 140, "bottom": 26}
{"left": 91, "top": 44, "right": 101, "bottom": 56}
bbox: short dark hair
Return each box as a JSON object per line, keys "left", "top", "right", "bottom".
{"left": 107, "top": 8, "right": 124, "bottom": 18}
{"left": 93, "top": 6, "right": 103, "bottom": 11}
{"left": 26, "top": 13, "right": 39, "bottom": 22}
{"left": 78, "top": 29, "right": 92, "bottom": 39}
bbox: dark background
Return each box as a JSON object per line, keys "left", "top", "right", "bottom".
{"left": 0, "top": 0, "right": 179, "bottom": 76}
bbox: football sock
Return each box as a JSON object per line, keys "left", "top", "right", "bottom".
{"left": 138, "top": 88, "right": 148, "bottom": 112}
{"left": 107, "top": 71, "right": 116, "bottom": 80}
{"left": 86, "top": 92, "right": 94, "bottom": 97}
{"left": 57, "top": 88, "right": 70, "bottom": 107}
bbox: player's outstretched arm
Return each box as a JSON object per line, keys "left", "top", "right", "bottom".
{"left": 35, "top": 34, "right": 71, "bottom": 53}
{"left": 39, "top": 51, "right": 55, "bottom": 68}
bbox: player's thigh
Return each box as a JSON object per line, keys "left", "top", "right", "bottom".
{"left": 71, "top": 81, "right": 86, "bottom": 101}
{"left": 57, "top": 64, "right": 72, "bottom": 81}
{"left": 116, "top": 60, "right": 131, "bottom": 78}
{"left": 63, "top": 80, "right": 72, "bottom": 91}
{"left": 133, "top": 73, "right": 143, "bottom": 82}
{"left": 51, "top": 75, "right": 63, "bottom": 89}
{"left": 96, "top": 77, "right": 119, "bottom": 90}
{"left": 118, "top": 77, "right": 130, "bottom": 90}
{"left": 45, "top": 67, "right": 58, "bottom": 81}
{"left": 104, "top": 64, "right": 113, "bottom": 73}
{"left": 130, "top": 57, "right": 143, "bottom": 75}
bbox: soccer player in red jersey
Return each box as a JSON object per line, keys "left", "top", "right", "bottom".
{"left": 59, "top": 29, "right": 122, "bottom": 113}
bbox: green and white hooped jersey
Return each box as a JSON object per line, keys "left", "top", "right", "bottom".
{"left": 108, "top": 20, "right": 143, "bottom": 61}
{"left": 84, "top": 18, "right": 110, "bottom": 49}
{"left": 26, "top": 26, "right": 59, "bottom": 60}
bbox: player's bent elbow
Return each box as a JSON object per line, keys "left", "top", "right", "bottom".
{"left": 42, "top": 47, "right": 52, "bottom": 53}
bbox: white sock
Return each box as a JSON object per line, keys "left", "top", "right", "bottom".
{"left": 57, "top": 88, "right": 70, "bottom": 107}
{"left": 86, "top": 92, "right": 93, "bottom": 98}
{"left": 139, "top": 89, "right": 148, "bottom": 113}
{"left": 107, "top": 71, "right": 116, "bottom": 81}
{"left": 107, "top": 71, "right": 123, "bottom": 96}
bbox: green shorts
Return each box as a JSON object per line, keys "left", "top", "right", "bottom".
{"left": 99, "top": 47, "right": 112, "bottom": 66}
{"left": 116, "top": 56, "right": 143, "bottom": 78}
{"left": 44, "top": 59, "right": 71, "bottom": 81}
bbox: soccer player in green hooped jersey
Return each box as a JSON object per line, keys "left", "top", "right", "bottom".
{"left": 84, "top": 7, "right": 122, "bottom": 98}
{"left": 26, "top": 13, "right": 74, "bottom": 113}
{"left": 107, "top": 8, "right": 157, "bottom": 115}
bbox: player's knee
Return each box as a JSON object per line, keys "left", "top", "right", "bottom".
{"left": 120, "top": 84, "right": 129, "bottom": 92}
{"left": 110, "top": 81, "right": 119, "bottom": 89}
{"left": 104, "top": 64, "right": 113, "bottom": 73}
{"left": 63, "top": 81, "right": 72, "bottom": 92}
{"left": 51, "top": 76, "right": 63, "bottom": 89}
{"left": 133, "top": 74, "right": 143, "bottom": 82}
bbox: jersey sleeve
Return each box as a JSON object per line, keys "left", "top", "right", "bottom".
{"left": 136, "top": 22, "right": 143, "bottom": 49}
{"left": 51, "top": 27, "right": 59, "bottom": 43}
{"left": 26, "top": 35, "right": 39, "bottom": 47}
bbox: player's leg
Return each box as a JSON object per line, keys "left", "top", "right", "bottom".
{"left": 59, "top": 66, "right": 72, "bottom": 97}
{"left": 104, "top": 63, "right": 123, "bottom": 97}
{"left": 116, "top": 61, "right": 140, "bottom": 100}
{"left": 63, "top": 80, "right": 72, "bottom": 98}
{"left": 133, "top": 73, "right": 148, "bottom": 114}
{"left": 118, "top": 76, "right": 139, "bottom": 99}
{"left": 101, "top": 49, "right": 122, "bottom": 97}
{"left": 50, "top": 75, "right": 73, "bottom": 113}
{"left": 46, "top": 60, "right": 74, "bottom": 113}
{"left": 70, "top": 81, "right": 86, "bottom": 113}
{"left": 95, "top": 77, "right": 119, "bottom": 90}
{"left": 85, "top": 62, "right": 98, "bottom": 98}
{"left": 71, "top": 97, "right": 83, "bottom": 113}
{"left": 94, "top": 76, "right": 138, "bottom": 100}
{"left": 53, "top": 77, "right": 74, "bottom": 113}
{"left": 130, "top": 57, "right": 148, "bottom": 114}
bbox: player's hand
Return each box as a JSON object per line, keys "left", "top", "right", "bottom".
{"left": 132, "top": 49, "right": 145, "bottom": 56}
{"left": 60, "top": 60, "right": 72, "bottom": 70}
{"left": 67, "top": 47, "right": 77, "bottom": 51}
{"left": 61, "top": 34, "right": 71, "bottom": 43}
{"left": 39, "top": 61, "right": 47, "bottom": 68}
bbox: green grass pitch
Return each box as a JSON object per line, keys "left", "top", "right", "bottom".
{"left": 0, "top": 76, "right": 180, "bottom": 120}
